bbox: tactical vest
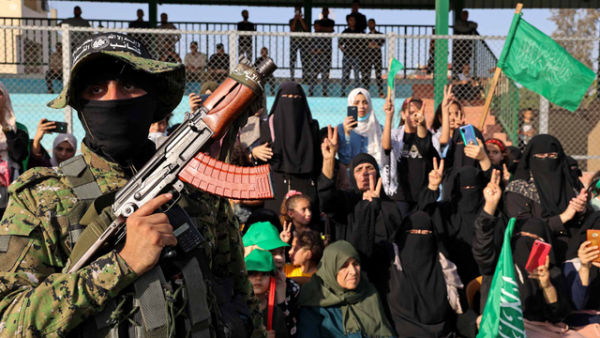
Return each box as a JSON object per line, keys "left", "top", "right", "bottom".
{"left": 57, "top": 156, "right": 250, "bottom": 338}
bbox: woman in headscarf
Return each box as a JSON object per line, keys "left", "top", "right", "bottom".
{"left": 337, "top": 88, "right": 384, "bottom": 169}
{"left": 372, "top": 211, "right": 465, "bottom": 337}
{"left": 29, "top": 120, "right": 77, "bottom": 167}
{"left": 511, "top": 217, "right": 572, "bottom": 334}
{"left": 256, "top": 81, "right": 321, "bottom": 215}
{"left": 380, "top": 97, "right": 439, "bottom": 213}
{"left": 422, "top": 164, "right": 487, "bottom": 284}
{"left": 297, "top": 240, "right": 396, "bottom": 338}
{"left": 318, "top": 135, "right": 402, "bottom": 280}
{"left": 504, "top": 134, "right": 586, "bottom": 263}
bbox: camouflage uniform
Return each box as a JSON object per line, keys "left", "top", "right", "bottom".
{"left": 0, "top": 144, "right": 264, "bottom": 337}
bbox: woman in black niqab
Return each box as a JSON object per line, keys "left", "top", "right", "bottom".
{"left": 259, "top": 82, "right": 321, "bottom": 215}
{"left": 384, "top": 211, "right": 453, "bottom": 337}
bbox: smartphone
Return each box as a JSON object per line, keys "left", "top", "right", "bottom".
{"left": 459, "top": 124, "right": 478, "bottom": 146}
{"left": 525, "top": 240, "right": 552, "bottom": 273}
{"left": 587, "top": 230, "right": 600, "bottom": 263}
{"left": 347, "top": 106, "right": 358, "bottom": 122}
{"left": 49, "top": 121, "right": 68, "bottom": 133}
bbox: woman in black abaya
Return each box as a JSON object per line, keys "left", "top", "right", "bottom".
{"left": 504, "top": 134, "right": 585, "bottom": 263}
{"left": 257, "top": 82, "right": 321, "bottom": 215}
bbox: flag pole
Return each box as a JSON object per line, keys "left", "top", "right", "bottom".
{"left": 478, "top": 3, "right": 523, "bottom": 130}
{"left": 386, "top": 57, "right": 393, "bottom": 99}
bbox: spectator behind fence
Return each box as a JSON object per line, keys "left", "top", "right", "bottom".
{"left": 309, "top": 8, "right": 334, "bottom": 97}
{"left": 45, "top": 42, "right": 62, "bottom": 94}
{"left": 362, "top": 19, "right": 385, "bottom": 98}
{"left": 128, "top": 8, "right": 149, "bottom": 29}
{"left": 381, "top": 97, "right": 439, "bottom": 212}
{"left": 452, "top": 10, "right": 477, "bottom": 78}
{"left": 238, "top": 10, "right": 256, "bottom": 60}
{"left": 519, "top": 108, "right": 536, "bottom": 148}
{"left": 59, "top": 6, "right": 91, "bottom": 49}
{"left": 505, "top": 135, "right": 586, "bottom": 263}
{"left": 208, "top": 43, "right": 230, "bottom": 83}
{"left": 346, "top": 0, "right": 367, "bottom": 33}
{"left": 256, "top": 82, "right": 321, "bottom": 216}
{"left": 0, "top": 82, "right": 30, "bottom": 215}
{"left": 373, "top": 211, "right": 469, "bottom": 337}
{"left": 254, "top": 47, "right": 276, "bottom": 95}
{"left": 297, "top": 240, "right": 395, "bottom": 338}
{"left": 337, "top": 88, "right": 384, "bottom": 168}
{"left": 243, "top": 221, "right": 300, "bottom": 338}
{"left": 453, "top": 64, "right": 481, "bottom": 103}
{"left": 339, "top": 16, "right": 363, "bottom": 97}
{"left": 245, "top": 249, "right": 290, "bottom": 338}
{"left": 157, "top": 12, "right": 181, "bottom": 58}
{"left": 289, "top": 5, "right": 310, "bottom": 81}
{"left": 184, "top": 41, "right": 207, "bottom": 82}
{"left": 29, "top": 118, "right": 76, "bottom": 168}
{"left": 147, "top": 113, "right": 172, "bottom": 148}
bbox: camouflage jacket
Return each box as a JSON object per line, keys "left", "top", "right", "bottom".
{"left": 0, "top": 144, "right": 264, "bottom": 337}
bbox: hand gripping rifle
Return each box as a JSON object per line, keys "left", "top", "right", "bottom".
{"left": 67, "top": 58, "right": 277, "bottom": 273}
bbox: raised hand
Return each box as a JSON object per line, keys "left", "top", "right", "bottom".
{"left": 251, "top": 142, "right": 273, "bottom": 162}
{"left": 383, "top": 98, "right": 394, "bottom": 119}
{"left": 280, "top": 220, "right": 292, "bottom": 244}
{"left": 428, "top": 157, "right": 444, "bottom": 190}
{"left": 321, "top": 125, "right": 339, "bottom": 160}
{"left": 188, "top": 93, "right": 204, "bottom": 113}
{"left": 502, "top": 163, "right": 511, "bottom": 184}
{"left": 578, "top": 241, "right": 600, "bottom": 268}
{"left": 483, "top": 169, "right": 502, "bottom": 215}
{"left": 414, "top": 101, "right": 426, "bottom": 126}
{"left": 570, "top": 188, "right": 588, "bottom": 213}
{"left": 529, "top": 255, "right": 551, "bottom": 289}
{"left": 342, "top": 115, "right": 357, "bottom": 136}
{"left": 464, "top": 137, "right": 487, "bottom": 161}
{"left": 363, "top": 175, "right": 382, "bottom": 202}
{"left": 442, "top": 84, "right": 455, "bottom": 112}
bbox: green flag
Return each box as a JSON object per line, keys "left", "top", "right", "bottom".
{"left": 387, "top": 58, "right": 404, "bottom": 90}
{"left": 477, "top": 218, "right": 526, "bottom": 338}
{"left": 497, "top": 13, "right": 595, "bottom": 112}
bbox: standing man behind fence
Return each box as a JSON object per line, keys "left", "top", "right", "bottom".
{"left": 340, "top": 16, "right": 362, "bottom": 97}
{"left": 59, "top": 6, "right": 91, "bottom": 49}
{"left": 238, "top": 10, "right": 256, "bottom": 60}
{"left": 346, "top": 0, "right": 367, "bottom": 33}
{"left": 361, "top": 18, "right": 384, "bottom": 98}
{"left": 452, "top": 10, "right": 478, "bottom": 79}
{"left": 289, "top": 5, "right": 310, "bottom": 81}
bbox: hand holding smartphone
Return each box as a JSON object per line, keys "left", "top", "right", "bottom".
{"left": 587, "top": 230, "right": 600, "bottom": 263}
{"left": 525, "top": 240, "right": 552, "bottom": 273}
{"left": 459, "top": 124, "right": 478, "bottom": 146}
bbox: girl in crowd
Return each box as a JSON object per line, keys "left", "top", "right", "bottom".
{"left": 279, "top": 191, "right": 316, "bottom": 238}
{"left": 430, "top": 84, "right": 460, "bottom": 156}
{"left": 485, "top": 138, "right": 506, "bottom": 169}
{"left": 297, "top": 241, "right": 396, "bottom": 338}
{"left": 256, "top": 82, "right": 321, "bottom": 216}
{"left": 505, "top": 134, "right": 586, "bottom": 263}
{"left": 337, "top": 88, "right": 384, "bottom": 169}
{"left": 373, "top": 212, "right": 468, "bottom": 337}
{"left": 285, "top": 230, "right": 324, "bottom": 283}
{"left": 243, "top": 221, "right": 300, "bottom": 338}
{"left": 381, "top": 96, "right": 439, "bottom": 213}
{"left": 246, "top": 249, "right": 290, "bottom": 338}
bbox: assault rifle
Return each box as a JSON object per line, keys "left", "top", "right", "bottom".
{"left": 67, "top": 58, "right": 277, "bottom": 273}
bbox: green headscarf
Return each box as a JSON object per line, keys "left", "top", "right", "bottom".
{"left": 298, "top": 241, "right": 395, "bottom": 337}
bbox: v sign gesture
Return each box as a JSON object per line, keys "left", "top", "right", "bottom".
{"left": 428, "top": 157, "right": 444, "bottom": 191}
{"left": 363, "top": 175, "right": 383, "bottom": 202}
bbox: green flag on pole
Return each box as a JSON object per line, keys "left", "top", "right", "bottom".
{"left": 497, "top": 13, "right": 595, "bottom": 112}
{"left": 387, "top": 58, "right": 404, "bottom": 90}
{"left": 477, "top": 218, "right": 526, "bottom": 337}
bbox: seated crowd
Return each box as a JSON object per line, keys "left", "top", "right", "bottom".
{"left": 1, "top": 56, "right": 599, "bottom": 337}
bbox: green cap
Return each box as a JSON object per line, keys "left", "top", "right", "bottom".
{"left": 47, "top": 33, "right": 185, "bottom": 122}
{"left": 242, "top": 221, "right": 290, "bottom": 250}
{"left": 245, "top": 249, "right": 275, "bottom": 272}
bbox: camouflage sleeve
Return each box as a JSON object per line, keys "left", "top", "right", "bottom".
{"left": 0, "top": 187, "right": 137, "bottom": 336}
{"left": 213, "top": 199, "right": 266, "bottom": 338}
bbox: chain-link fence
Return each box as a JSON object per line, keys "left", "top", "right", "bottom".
{"left": 1, "top": 24, "right": 599, "bottom": 170}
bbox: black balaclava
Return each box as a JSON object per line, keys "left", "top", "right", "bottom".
{"left": 76, "top": 57, "right": 159, "bottom": 170}
{"left": 514, "top": 134, "right": 578, "bottom": 217}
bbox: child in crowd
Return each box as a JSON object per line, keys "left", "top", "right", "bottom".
{"left": 243, "top": 221, "right": 301, "bottom": 338}
{"left": 518, "top": 108, "right": 536, "bottom": 148}
{"left": 280, "top": 191, "right": 314, "bottom": 238}
{"left": 430, "top": 84, "right": 463, "bottom": 156}
{"left": 246, "top": 249, "right": 290, "bottom": 338}
{"left": 285, "top": 230, "right": 324, "bottom": 284}
{"left": 484, "top": 138, "right": 506, "bottom": 168}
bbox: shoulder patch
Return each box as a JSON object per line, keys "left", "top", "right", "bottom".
{"left": 9, "top": 167, "right": 61, "bottom": 194}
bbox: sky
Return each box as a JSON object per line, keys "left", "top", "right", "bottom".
{"left": 47, "top": 1, "right": 558, "bottom": 37}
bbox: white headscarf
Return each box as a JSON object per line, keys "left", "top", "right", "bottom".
{"left": 51, "top": 133, "right": 77, "bottom": 167}
{"left": 0, "top": 81, "right": 18, "bottom": 164}
{"left": 347, "top": 88, "right": 384, "bottom": 168}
